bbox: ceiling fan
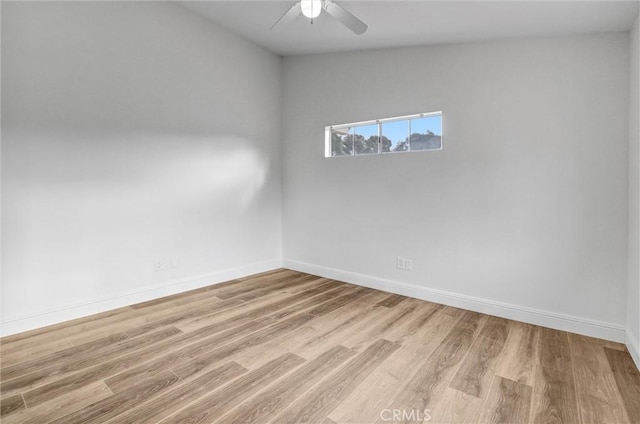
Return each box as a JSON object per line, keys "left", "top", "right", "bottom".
{"left": 271, "top": 0, "right": 368, "bottom": 35}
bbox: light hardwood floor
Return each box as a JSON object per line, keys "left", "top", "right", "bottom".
{"left": 1, "top": 269, "right": 639, "bottom": 424}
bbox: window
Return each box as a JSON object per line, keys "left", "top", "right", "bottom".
{"left": 326, "top": 111, "right": 442, "bottom": 157}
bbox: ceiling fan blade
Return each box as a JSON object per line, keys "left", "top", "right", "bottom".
{"left": 271, "top": 2, "right": 302, "bottom": 30}
{"left": 324, "top": 1, "right": 368, "bottom": 35}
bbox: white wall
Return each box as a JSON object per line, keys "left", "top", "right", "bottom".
{"left": 628, "top": 13, "right": 640, "bottom": 365}
{"left": 1, "top": 2, "right": 283, "bottom": 335}
{"left": 282, "top": 34, "right": 630, "bottom": 341}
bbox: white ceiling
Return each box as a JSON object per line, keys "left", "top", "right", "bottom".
{"left": 179, "top": 1, "right": 639, "bottom": 56}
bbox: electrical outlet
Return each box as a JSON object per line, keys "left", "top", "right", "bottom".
{"left": 405, "top": 259, "right": 413, "bottom": 271}
{"left": 396, "top": 256, "right": 413, "bottom": 271}
{"left": 154, "top": 257, "right": 165, "bottom": 272}
{"left": 154, "top": 255, "right": 177, "bottom": 272}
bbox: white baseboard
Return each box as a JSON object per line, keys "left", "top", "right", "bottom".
{"left": 626, "top": 331, "right": 640, "bottom": 370}
{"left": 284, "top": 259, "right": 626, "bottom": 343}
{"left": 0, "top": 259, "right": 283, "bottom": 337}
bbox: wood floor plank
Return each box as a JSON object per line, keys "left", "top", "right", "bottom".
{"left": 53, "top": 296, "right": 225, "bottom": 349}
{"left": 569, "top": 333, "right": 630, "bottom": 424}
{"left": 568, "top": 332, "right": 618, "bottom": 369}
{"left": 2, "top": 332, "right": 129, "bottom": 382}
{"left": 235, "top": 281, "right": 357, "bottom": 326}
{"left": 171, "top": 290, "right": 293, "bottom": 333}
{"left": 376, "top": 294, "right": 408, "bottom": 308}
{"left": 290, "top": 293, "right": 391, "bottom": 359}
{"left": 0, "top": 394, "right": 25, "bottom": 418}
{"left": 54, "top": 294, "right": 310, "bottom": 398}
{"left": 530, "top": 365, "right": 580, "bottom": 424}
{"left": 479, "top": 316, "right": 510, "bottom": 341}
{"left": 495, "top": 322, "right": 538, "bottom": 386}
{"left": 49, "top": 371, "right": 181, "bottom": 424}
{"left": 274, "top": 277, "right": 344, "bottom": 297}
{"left": 2, "top": 381, "right": 112, "bottom": 424}
{"left": 231, "top": 291, "right": 387, "bottom": 370}
{"left": 215, "top": 272, "right": 317, "bottom": 300}
{"left": 123, "top": 297, "right": 243, "bottom": 338}
{"left": 104, "top": 285, "right": 357, "bottom": 391}
{"left": 234, "top": 289, "right": 384, "bottom": 365}
{"left": 106, "top": 362, "right": 247, "bottom": 424}
{"left": 103, "top": 313, "right": 279, "bottom": 392}
{"left": 159, "top": 353, "right": 305, "bottom": 423}
{"left": 341, "top": 301, "right": 420, "bottom": 350}
{"left": 330, "top": 306, "right": 458, "bottom": 424}
{"left": 428, "top": 387, "right": 482, "bottom": 424}
{"left": 1, "top": 338, "right": 75, "bottom": 369}
{"left": 61, "top": 300, "right": 198, "bottom": 347}
{"left": 383, "top": 301, "right": 443, "bottom": 343}
{"left": 237, "top": 268, "right": 298, "bottom": 282}
{"left": 538, "top": 327, "right": 572, "bottom": 373}
{"left": 175, "top": 279, "right": 346, "bottom": 333}
{"left": 235, "top": 275, "right": 333, "bottom": 302}
{"left": 572, "top": 357, "right": 630, "bottom": 424}
{"left": 375, "top": 311, "right": 486, "bottom": 423}
{"left": 1, "top": 327, "right": 180, "bottom": 400}
{"left": 218, "top": 274, "right": 310, "bottom": 301}
{"left": 128, "top": 291, "right": 220, "bottom": 310}
{"left": 175, "top": 283, "right": 324, "bottom": 335}
{"left": 307, "top": 286, "right": 374, "bottom": 316}
{"left": 456, "top": 310, "right": 489, "bottom": 330}
{"left": 284, "top": 278, "right": 344, "bottom": 294}
{"left": 219, "top": 345, "right": 356, "bottom": 423}
{"left": 449, "top": 319, "right": 508, "bottom": 399}
{"left": 480, "top": 376, "right": 532, "bottom": 424}
{"left": 605, "top": 347, "right": 640, "bottom": 423}
{"left": 171, "top": 312, "right": 316, "bottom": 381}
{"left": 19, "top": 326, "right": 182, "bottom": 407}
{"left": 271, "top": 338, "right": 400, "bottom": 424}
{"left": 174, "top": 287, "right": 377, "bottom": 377}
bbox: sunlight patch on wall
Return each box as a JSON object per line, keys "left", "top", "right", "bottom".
{"left": 2, "top": 129, "right": 273, "bottom": 316}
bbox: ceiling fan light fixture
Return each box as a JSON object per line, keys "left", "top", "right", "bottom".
{"left": 301, "top": 0, "right": 322, "bottom": 19}
{"left": 272, "top": 0, "right": 367, "bottom": 35}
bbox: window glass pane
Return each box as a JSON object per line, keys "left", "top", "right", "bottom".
{"left": 354, "top": 124, "right": 379, "bottom": 155}
{"left": 381, "top": 120, "right": 409, "bottom": 152}
{"left": 410, "top": 115, "right": 442, "bottom": 151}
{"left": 325, "top": 111, "right": 442, "bottom": 157}
{"left": 331, "top": 127, "right": 353, "bottom": 156}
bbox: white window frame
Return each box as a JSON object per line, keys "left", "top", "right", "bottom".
{"left": 325, "top": 111, "right": 443, "bottom": 157}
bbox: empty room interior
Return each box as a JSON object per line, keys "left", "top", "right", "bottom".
{"left": 2, "top": 0, "right": 640, "bottom": 423}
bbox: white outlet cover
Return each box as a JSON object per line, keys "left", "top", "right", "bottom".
{"left": 154, "top": 257, "right": 163, "bottom": 271}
